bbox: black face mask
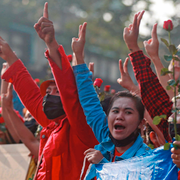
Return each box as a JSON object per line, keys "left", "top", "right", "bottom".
{"left": 109, "top": 130, "right": 139, "bottom": 147}
{"left": 42, "top": 94, "right": 65, "bottom": 119}
{"left": 24, "top": 118, "right": 38, "bottom": 135}
{"left": 169, "top": 124, "right": 180, "bottom": 139}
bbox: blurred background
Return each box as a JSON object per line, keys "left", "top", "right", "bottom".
{"left": 0, "top": 0, "right": 180, "bottom": 91}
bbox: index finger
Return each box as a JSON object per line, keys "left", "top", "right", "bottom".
{"left": 78, "top": 25, "right": 82, "bottom": 38}
{"left": 80, "top": 22, "right": 87, "bottom": 41}
{"left": 84, "top": 148, "right": 95, "bottom": 155}
{"left": 119, "top": 59, "right": 124, "bottom": 76}
{"left": 88, "top": 62, "right": 94, "bottom": 75}
{"left": 43, "top": 2, "right": 49, "bottom": 19}
{"left": 151, "top": 23, "right": 158, "bottom": 40}
{"left": 172, "top": 141, "right": 180, "bottom": 152}
{"left": 123, "top": 57, "right": 129, "bottom": 73}
{"left": 132, "top": 13, "right": 138, "bottom": 31}
{"left": 173, "top": 141, "right": 180, "bottom": 146}
{"left": 137, "top": 10, "right": 145, "bottom": 27}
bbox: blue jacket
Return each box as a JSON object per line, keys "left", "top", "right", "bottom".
{"left": 13, "top": 89, "right": 24, "bottom": 117}
{"left": 73, "top": 64, "right": 152, "bottom": 179}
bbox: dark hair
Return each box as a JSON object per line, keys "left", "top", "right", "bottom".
{"left": 107, "top": 91, "right": 145, "bottom": 121}
{"left": 100, "top": 96, "right": 112, "bottom": 115}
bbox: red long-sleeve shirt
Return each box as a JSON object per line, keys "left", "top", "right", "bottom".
{"left": 2, "top": 45, "right": 98, "bottom": 180}
{"left": 129, "top": 50, "right": 172, "bottom": 142}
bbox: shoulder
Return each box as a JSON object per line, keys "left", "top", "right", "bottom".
{"left": 136, "top": 142, "right": 152, "bottom": 156}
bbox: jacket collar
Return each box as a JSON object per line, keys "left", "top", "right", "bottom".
{"left": 121, "top": 134, "right": 143, "bottom": 159}
{"left": 100, "top": 136, "right": 115, "bottom": 154}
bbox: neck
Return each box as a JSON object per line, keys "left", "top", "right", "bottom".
{"left": 115, "top": 140, "right": 135, "bottom": 153}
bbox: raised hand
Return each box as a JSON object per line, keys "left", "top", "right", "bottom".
{"left": 71, "top": 22, "right": 87, "bottom": 64}
{"left": 0, "top": 37, "right": 18, "bottom": 65}
{"left": 1, "top": 83, "right": 13, "bottom": 109}
{"left": 144, "top": 23, "right": 159, "bottom": 61}
{"left": 1, "top": 62, "right": 9, "bottom": 76}
{"left": 84, "top": 148, "right": 104, "bottom": 164}
{"left": 34, "top": 2, "right": 55, "bottom": 46}
{"left": 34, "top": 2, "right": 60, "bottom": 68}
{"left": 1, "top": 63, "right": 9, "bottom": 95}
{"left": 123, "top": 11, "right": 145, "bottom": 53}
{"left": 117, "top": 57, "right": 138, "bottom": 92}
{"left": 88, "top": 62, "right": 94, "bottom": 75}
{"left": 143, "top": 23, "right": 175, "bottom": 99}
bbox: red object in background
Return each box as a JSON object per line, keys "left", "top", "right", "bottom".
{"left": 67, "top": 54, "right": 72, "bottom": 62}
{"left": 163, "top": 20, "right": 173, "bottom": 31}
{"left": 93, "top": 78, "right": 103, "bottom": 88}
{"left": 0, "top": 107, "right": 4, "bottom": 123}
{"left": 104, "top": 85, "right": 111, "bottom": 92}
{"left": 34, "top": 78, "right": 40, "bottom": 84}
{"left": 111, "top": 89, "right": 116, "bottom": 94}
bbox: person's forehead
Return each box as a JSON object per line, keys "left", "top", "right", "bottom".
{"left": 47, "top": 82, "right": 57, "bottom": 88}
{"left": 113, "top": 97, "right": 136, "bottom": 109}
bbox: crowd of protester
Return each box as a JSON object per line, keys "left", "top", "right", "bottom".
{"left": 0, "top": 2, "right": 180, "bottom": 180}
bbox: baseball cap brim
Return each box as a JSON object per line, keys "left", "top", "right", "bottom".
{"left": 40, "top": 79, "right": 55, "bottom": 97}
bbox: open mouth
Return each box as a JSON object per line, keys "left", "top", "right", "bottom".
{"left": 114, "top": 124, "right": 125, "bottom": 130}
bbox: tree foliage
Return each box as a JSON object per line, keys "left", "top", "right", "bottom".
{"left": 0, "top": 0, "right": 151, "bottom": 60}
{"left": 0, "top": 0, "right": 179, "bottom": 76}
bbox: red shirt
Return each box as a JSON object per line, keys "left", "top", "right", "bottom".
{"left": 2, "top": 45, "right": 98, "bottom": 180}
{"left": 112, "top": 148, "right": 124, "bottom": 162}
{"left": 129, "top": 51, "right": 172, "bottom": 142}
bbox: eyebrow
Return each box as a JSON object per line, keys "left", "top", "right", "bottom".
{"left": 111, "top": 107, "right": 134, "bottom": 111}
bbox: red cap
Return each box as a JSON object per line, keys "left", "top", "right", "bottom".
{"left": 40, "top": 79, "right": 55, "bottom": 97}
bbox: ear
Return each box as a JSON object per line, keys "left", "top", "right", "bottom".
{"left": 138, "top": 118, "right": 146, "bottom": 131}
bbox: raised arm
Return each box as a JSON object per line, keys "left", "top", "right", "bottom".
{"left": 144, "top": 23, "right": 174, "bottom": 99}
{"left": 117, "top": 58, "right": 165, "bottom": 145}
{"left": 0, "top": 36, "right": 50, "bottom": 128}
{"left": 123, "top": 11, "right": 144, "bottom": 53}
{"left": 123, "top": 11, "right": 172, "bottom": 142}
{"left": 117, "top": 57, "right": 139, "bottom": 94}
{"left": 72, "top": 22, "right": 109, "bottom": 142}
{"left": 34, "top": 2, "right": 61, "bottom": 69}
{"left": 1, "top": 63, "right": 20, "bottom": 143}
{"left": 34, "top": 3, "right": 98, "bottom": 146}
{"left": 1, "top": 83, "right": 39, "bottom": 160}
